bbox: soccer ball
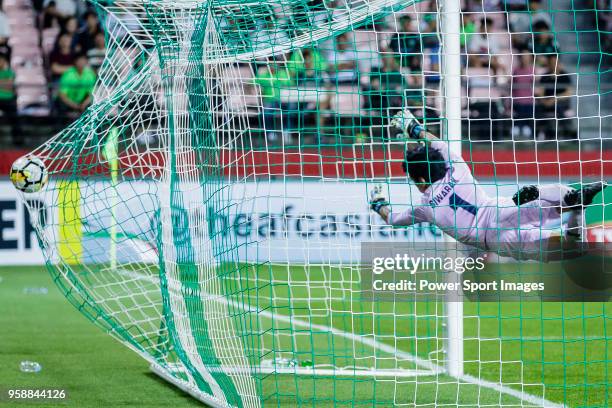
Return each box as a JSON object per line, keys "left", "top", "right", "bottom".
{"left": 10, "top": 155, "right": 48, "bottom": 193}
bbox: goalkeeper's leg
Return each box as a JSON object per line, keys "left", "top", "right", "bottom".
{"left": 488, "top": 198, "right": 584, "bottom": 261}
{"left": 513, "top": 182, "right": 606, "bottom": 208}
{"left": 496, "top": 198, "right": 560, "bottom": 228}
{"left": 488, "top": 224, "right": 583, "bottom": 262}
{"left": 510, "top": 181, "right": 606, "bottom": 244}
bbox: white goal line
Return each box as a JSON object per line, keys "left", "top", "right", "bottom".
{"left": 160, "top": 362, "right": 435, "bottom": 378}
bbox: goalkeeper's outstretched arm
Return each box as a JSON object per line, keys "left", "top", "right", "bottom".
{"left": 391, "top": 107, "right": 465, "bottom": 178}
{"left": 391, "top": 109, "right": 439, "bottom": 142}
{"left": 370, "top": 184, "right": 391, "bottom": 223}
{"left": 370, "top": 184, "right": 424, "bottom": 227}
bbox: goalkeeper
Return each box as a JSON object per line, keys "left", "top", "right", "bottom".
{"left": 370, "top": 109, "right": 606, "bottom": 261}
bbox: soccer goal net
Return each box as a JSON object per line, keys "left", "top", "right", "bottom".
{"left": 16, "top": 0, "right": 610, "bottom": 406}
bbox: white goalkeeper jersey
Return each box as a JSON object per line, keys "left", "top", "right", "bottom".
{"left": 388, "top": 140, "right": 494, "bottom": 247}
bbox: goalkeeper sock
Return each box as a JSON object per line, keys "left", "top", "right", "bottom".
{"left": 538, "top": 184, "right": 573, "bottom": 206}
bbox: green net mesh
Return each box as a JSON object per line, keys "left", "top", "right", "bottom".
{"left": 15, "top": 0, "right": 611, "bottom": 406}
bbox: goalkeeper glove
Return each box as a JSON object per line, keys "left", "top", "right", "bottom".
{"left": 390, "top": 108, "right": 424, "bottom": 139}
{"left": 370, "top": 185, "right": 389, "bottom": 213}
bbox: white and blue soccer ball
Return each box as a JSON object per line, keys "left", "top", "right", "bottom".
{"left": 10, "top": 155, "right": 48, "bottom": 193}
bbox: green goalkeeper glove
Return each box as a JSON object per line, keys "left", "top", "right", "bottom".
{"left": 370, "top": 184, "right": 389, "bottom": 213}
{"left": 390, "top": 108, "right": 424, "bottom": 139}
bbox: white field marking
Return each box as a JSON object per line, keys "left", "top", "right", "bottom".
{"left": 162, "top": 362, "right": 434, "bottom": 378}
{"left": 117, "top": 268, "right": 567, "bottom": 408}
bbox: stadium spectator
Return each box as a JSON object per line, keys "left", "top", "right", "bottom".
{"left": 86, "top": 32, "right": 105, "bottom": 72}
{"left": 286, "top": 48, "right": 331, "bottom": 141}
{"left": 528, "top": 20, "right": 558, "bottom": 57}
{"left": 57, "top": 0, "right": 77, "bottom": 18}
{"left": 33, "top": 0, "right": 45, "bottom": 13}
{"left": 254, "top": 60, "right": 295, "bottom": 142}
{"left": 597, "top": 0, "right": 611, "bottom": 52}
{"left": 536, "top": 55, "right": 573, "bottom": 113}
{"left": 535, "top": 55, "right": 574, "bottom": 138}
{"left": 332, "top": 32, "right": 359, "bottom": 84}
{"left": 461, "top": 13, "right": 477, "bottom": 50}
{"left": 509, "top": 0, "right": 551, "bottom": 33}
{"left": 60, "top": 16, "right": 79, "bottom": 47}
{"left": 465, "top": 0, "right": 503, "bottom": 12}
{"left": 0, "top": 8, "right": 9, "bottom": 44}
{"left": 508, "top": 1, "right": 551, "bottom": 50}
{"left": 363, "top": 53, "right": 407, "bottom": 114}
{"left": 49, "top": 33, "right": 75, "bottom": 81}
{"left": 503, "top": 0, "right": 531, "bottom": 12}
{"left": 76, "top": 11, "right": 101, "bottom": 53}
{"left": 404, "top": 70, "right": 424, "bottom": 108}
{"left": 0, "top": 54, "right": 19, "bottom": 144}
{"left": 0, "top": 54, "right": 15, "bottom": 101}
{"left": 467, "top": 16, "right": 501, "bottom": 75}
{"left": 56, "top": 53, "right": 96, "bottom": 115}
{"left": 389, "top": 15, "right": 422, "bottom": 72}
{"left": 287, "top": 48, "right": 329, "bottom": 84}
{"left": 41, "top": 1, "right": 61, "bottom": 29}
{"left": 511, "top": 52, "right": 535, "bottom": 138}
{"left": 421, "top": 14, "right": 441, "bottom": 82}
{"left": 41, "top": 0, "right": 77, "bottom": 29}
{"left": 0, "top": 6, "right": 11, "bottom": 62}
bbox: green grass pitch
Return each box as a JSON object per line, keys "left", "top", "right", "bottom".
{"left": 1, "top": 266, "right": 610, "bottom": 407}
{"left": 0, "top": 267, "right": 201, "bottom": 408}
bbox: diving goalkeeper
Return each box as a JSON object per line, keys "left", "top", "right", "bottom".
{"left": 369, "top": 109, "right": 606, "bottom": 261}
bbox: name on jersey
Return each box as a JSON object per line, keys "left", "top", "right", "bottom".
{"left": 428, "top": 179, "right": 456, "bottom": 208}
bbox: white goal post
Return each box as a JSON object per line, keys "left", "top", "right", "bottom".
{"left": 441, "top": 0, "right": 465, "bottom": 379}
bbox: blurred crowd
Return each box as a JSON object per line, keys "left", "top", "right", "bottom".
{"left": 0, "top": 0, "right": 608, "bottom": 146}
{"left": 0, "top": 0, "right": 102, "bottom": 144}
{"left": 39, "top": 3, "right": 102, "bottom": 116}
{"left": 250, "top": 0, "right": 606, "bottom": 143}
